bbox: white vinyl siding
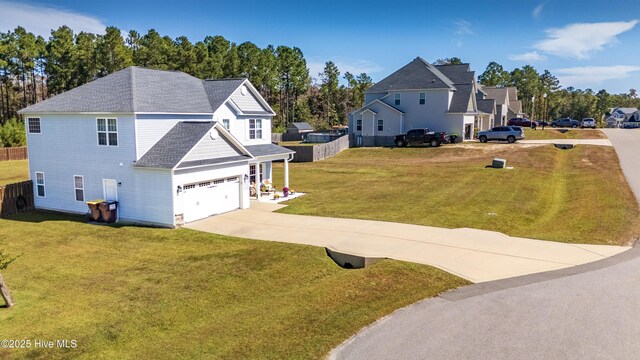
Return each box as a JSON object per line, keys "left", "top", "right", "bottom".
{"left": 28, "top": 117, "right": 41, "bottom": 133}
{"left": 97, "top": 118, "right": 118, "bottom": 146}
{"left": 74, "top": 175, "right": 84, "bottom": 202}
{"left": 35, "top": 172, "right": 45, "bottom": 197}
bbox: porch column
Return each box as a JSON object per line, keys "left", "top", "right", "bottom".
{"left": 284, "top": 158, "right": 289, "bottom": 188}
{"left": 256, "top": 162, "right": 261, "bottom": 200}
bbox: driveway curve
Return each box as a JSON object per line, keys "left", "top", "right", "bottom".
{"left": 330, "top": 128, "right": 640, "bottom": 359}
{"left": 185, "top": 201, "right": 626, "bottom": 283}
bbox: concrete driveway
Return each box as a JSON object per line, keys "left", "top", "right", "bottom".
{"left": 330, "top": 128, "right": 640, "bottom": 360}
{"left": 186, "top": 201, "right": 628, "bottom": 283}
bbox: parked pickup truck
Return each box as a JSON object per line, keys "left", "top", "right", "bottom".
{"left": 394, "top": 128, "right": 448, "bottom": 147}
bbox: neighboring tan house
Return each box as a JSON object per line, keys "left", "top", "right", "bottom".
{"left": 606, "top": 107, "right": 638, "bottom": 127}
{"left": 348, "top": 57, "right": 479, "bottom": 146}
{"left": 18, "top": 66, "right": 294, "bottom": 227}
{"left": 480, "top": 86, "right": 525, "bottom": 125}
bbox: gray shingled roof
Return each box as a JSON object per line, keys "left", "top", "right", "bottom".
{"left": 136, "top": 122, "right": 217, "bottom": 168}
{"left": 366, "top": 57, "right": 456, "bottom": 93}
{"left": 288, "top": 122, "right": 313, "bottom": 131}
{"left": 477, "top": 99, "right": 496, "bottom": 114}
{"left": 177, "top": 155, "right": 250, "bottom": 169}
{"left": 203, "top": 79, "right": 246, "bottom": 111}
{"left": 245, "top": 144, "right": 294, "bottom": 157}
{"left": 435, "top": 64, "right": 475, "bottom": 84}
{"left": 509, "top": 100, "right": 523, "bottom": 114}
{"left": 448, "top": 84, "right": 475, "bottom": 113}
{"left": 19, "top": 67, "right": 245, "bottom": 114}
{"left": 482, "top": 87, "right": 508, "bottom": 105}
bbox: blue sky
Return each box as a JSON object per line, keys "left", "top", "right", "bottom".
{"left": 1, "top": 0, "right": 639, "bottom": 94}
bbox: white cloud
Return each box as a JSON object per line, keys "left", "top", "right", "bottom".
{"left": 532, "top": 3, "right": 545, "bottom": 19}
{"left": 534, "top": 20, "right": 638, "bottom": 59}
{"left": 554, "top": 65, "right": 640, "bottom": 88}
{"left": 509, "top": 51, "right": 547, "bottom": 62}
{"left": 453, "top": 20, "right": 475, "bottom": 36}
{"left": 308, "top": 59, "right": 383, "bottom": 81}
{"left": 0, "top": 1, "right": 106, "bottom": 38}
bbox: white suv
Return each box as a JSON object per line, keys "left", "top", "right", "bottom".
{"left": 581, "top": 118, "right": 596, "bottom": 128}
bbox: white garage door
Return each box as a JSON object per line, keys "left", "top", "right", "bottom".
{"left": 183, "top": 177, "right": 240, "bottom": 223}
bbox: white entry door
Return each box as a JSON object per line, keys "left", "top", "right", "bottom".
{"left": 183, "top": 177, "right": 240, "bottom": 223}
{"left": 103, "top": 179, "right": 118, "bottom": 201}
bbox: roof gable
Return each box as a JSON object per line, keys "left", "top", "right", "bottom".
{"left": 434, "top": 64, "right": 474, "bottom": 84}
{"left": 448, "top": 84, "right": 475, "bottom": 113}
{"left": 482, "top": 87, "right": 509, "bottom": 105}
{"left": 366, "top": 57, "right": 456, "bottom": 93}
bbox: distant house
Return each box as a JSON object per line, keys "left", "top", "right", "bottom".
{"left": 475, "top": 89, "right": 496, "bottom": 131}
{"left": 348, "top": 57, "right": 480, "bottom": 146}
{"left": 480, "top": 86, "right": 525, "bottom": 126}
{"left": 286, "top": 122, "right": 314, "bottom": 134}
{"left": 606, "top": 107, "right": 638, "bottom": 127}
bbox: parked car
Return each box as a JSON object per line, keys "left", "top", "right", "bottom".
{"left": 477, "top": 126, "right": 525, "bottom": 143}
{"left": 580, "top": 118, "right": 596, "bottom": 128}
{"left": 394, "top": 128, "right": 448, "bottom": 147}
{"left": 551, "top": 118, "right": 580, "bottom": 128}
{"left": 508, "top": 117, "right": 538, "bottom": 127}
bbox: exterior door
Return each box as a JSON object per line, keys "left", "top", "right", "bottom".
{"left": 103, "top": 179, "right": 118, "bottom": 201}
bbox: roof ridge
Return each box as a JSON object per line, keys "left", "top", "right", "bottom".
{"left": 416, "top": 57, "right": 456, "bottom": 89}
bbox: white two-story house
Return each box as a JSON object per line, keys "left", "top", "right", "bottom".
{"left": 18, "top": 66, "right": 294, "bottom": 227}
{"left": 348, "top": 57, "right": 479, "bottom": 146}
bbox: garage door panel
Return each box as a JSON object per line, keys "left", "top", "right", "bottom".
{"left": 183, "top": 177, "right": 240, "bottom": 223}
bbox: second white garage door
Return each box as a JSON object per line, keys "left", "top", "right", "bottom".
{"left": 183, "top": 177, "right": 240, "bottom": 223}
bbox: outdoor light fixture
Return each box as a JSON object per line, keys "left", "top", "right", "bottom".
{"left": 244, "top": 174, "right": 249, "bottom": 182}
{"left": 176, "top": 185, "right": 182, "bottom": 195}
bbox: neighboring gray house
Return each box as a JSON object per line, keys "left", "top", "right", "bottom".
{"left": 348, "top": 57, "right": 479, "bottom": 146}
{"left": 18, "top": 66, "right": 294, "bottom": 227}
{"left": 480, "top": 86, "right": 525, "bottom": 126}
{"left": 286, "top": 122, "right": 314, "bottom": 134}
{"left": 606, "top": 107, "right": 638, "bottom": 127}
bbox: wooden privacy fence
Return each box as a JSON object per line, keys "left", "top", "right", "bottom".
{"left": 283, "top": 135, "right": 349, "bottom": 162}
{"left": 0, "top": 180, "right": 35, "bottom": 218}
{"left": 0, "top": 147, "right": 28, "bottom": 161}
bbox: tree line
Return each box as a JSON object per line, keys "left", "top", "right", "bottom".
{"left": 2, "top": 26, "right": 639, "bottom": 135}
{"left": 478, "top": 62, "right": 640, "bottom": 125}
{"left": 0, "top": 26, "right": 372, "bottom": 131}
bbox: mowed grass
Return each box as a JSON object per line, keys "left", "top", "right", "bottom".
{"left": 0, "top": 160, "right": 29, "bottom": 185}
{"left": 0, "top": 212, "right": 468, "bottom": 360}
{"left": 523, "top": 128, "right": 606, "bottom": 140}
{"left": 275, "top": 145, "right": 640, "bottom": 245}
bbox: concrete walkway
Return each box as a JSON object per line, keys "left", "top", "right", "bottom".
{"left": 186, "top": 201, "right": 628, "bottom": 283}
{"left": 519, "top": 138, "right": 612, "bottom": 146}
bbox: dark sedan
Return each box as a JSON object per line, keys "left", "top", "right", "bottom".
{"left": 551, "top": 118, "right": 580, "bottom": 128}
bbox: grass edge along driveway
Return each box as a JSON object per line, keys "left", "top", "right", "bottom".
{"left": 274, "top": 144, "right": 640, "bottom": 246}
{"left": 0, "top": 212, "right": 469, "bottom": 360}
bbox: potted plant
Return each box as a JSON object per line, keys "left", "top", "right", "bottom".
{"left": 282, "top": 186, "right": 289, "bottom": 197}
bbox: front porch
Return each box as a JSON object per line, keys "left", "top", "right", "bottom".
{"left": 244, "top": 144, "right": 296, "bottom": 202}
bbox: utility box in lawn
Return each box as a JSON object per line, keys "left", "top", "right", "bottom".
{"left": 492, "top": 158, "right": 507, "bottom": 168}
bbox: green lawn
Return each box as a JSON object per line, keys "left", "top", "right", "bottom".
{"left": 0, "top": 160, "right": 29, "bottom": 186}
{"left": 275, "top": 145, "right": 640, "bottom": 245}
{"left": 0, "top": 212, "right": 468, "bottom": 359}
{"left": 523, "top": 128, "right": 606, "bottom": 140}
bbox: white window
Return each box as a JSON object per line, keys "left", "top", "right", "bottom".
{"left": 378, "top": 119, "right": 384, "bottom": 132}
{"left": 97, "top": 118, "right": 118, "bottom": 146}
{"left": 28, "top": 118, "right": 41, "bottom": 133}
{"left": 395, "top": 93, "right": 401, "bottom": 105}
{"left": 249, "top": 119, "right": 262, "bottom": 139}
{"left": 74, "top": 175, "right": 84, "bottom": 202}
{"left": 35, "top": 172, "right": 45, "bottom": 197}
{"left": 419, "top": 93, "right": 426, "bottom": 105}
{"left": 222, "top": 119, "right": 230, "bottom": 130}
{"left": 356, "top": 119, "right": 362, "bottom": 131}
{"left": 249, "top": 164, "right": 256, "bottom": 184}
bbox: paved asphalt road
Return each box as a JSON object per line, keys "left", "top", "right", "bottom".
{"left": 330, "top": 129, "right": 640, "bottom": 360}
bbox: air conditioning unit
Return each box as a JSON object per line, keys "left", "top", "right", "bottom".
{"left": 492, "top": 158, "right": 507, "bottom": 168}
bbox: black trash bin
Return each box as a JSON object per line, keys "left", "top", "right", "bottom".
{"left": 449, "top": 134, "right": 458, "bottom": 144}
{"left": 99, "top": 201, "right": 118, "bottom": 223}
